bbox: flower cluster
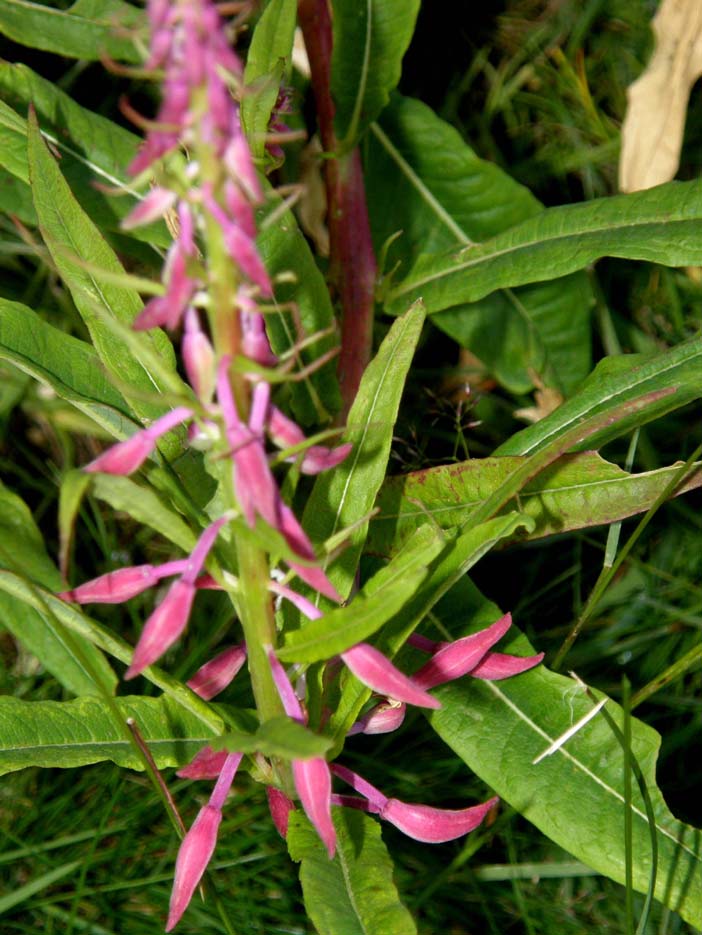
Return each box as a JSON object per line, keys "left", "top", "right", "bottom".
{"left": 59, "top": 0, "right": 545, "bottom": 929}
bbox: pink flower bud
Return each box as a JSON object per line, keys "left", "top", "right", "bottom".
{"left": 293, "top": 757, "right": 336, "bottom": 859}
{"left": 183, "top": 308, "right": 216, "bottom": 403}
{"left": 268, "top": 406, "right": 352, "bottom": 474}
{"left": 467, "top": 650, "right": 544, "bottom": 681}
{"left": 84, "top": 408, "right": 193, "bottom": 475}
{"left": 166, "top": 804, "right": 221, "bottom": 931}
{"left": 59, "top": 564, "right": 160, "bottom": 604}
{"left": 341, "top": 644, "right": 441, "bottom": 710}
{"left": 121, "top": 187, "right": 176, "bottom": 230}
{"left": 348, "top": 700, "right": 406, "bottom": 736}
{"left": 412, "top": 614, "right": 513, "bottom": 690}
{"left": 125, "top": 578, "right": 195, "bottom": 678}
{"left": 267, "top": 786, "right": 295, "bottom": 838}
{"left": 380, "top": 796, "right": 498, "bottom": 844}
{"left": 186, "top": 644, "right": 247, "bottom": 700}
{"left": 268, "top": 648, "right": 305, "bottom": 723}
{"left": 177, "top": 746, "right": 229, "bottom": 780}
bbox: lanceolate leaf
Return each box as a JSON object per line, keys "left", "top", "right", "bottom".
{"left": 288, "top": 808, "right": 417, "bottom": 935}
{"left": 427, "top": 578, "right": 702, "bottom": 927}
{"left": 0, "top": 481, "right": 117, "bottom": 696}
{"left": 367, "top": 453, "right": 702, "bottom": 558}
{"left": 367, "top": 94, "right": 593, "bottom": 393}
{"left": 0, "top": 695, "right": 217, "bottom": 776}
{"left": 26, "top": 110, "right": 185, "bottom": 451}
{"left": 242, "top": 0, "right": 297, "bottom": 159}
{"left": 496, "top": 333, "right": 702, "bottom": 456}
{"left": 0, "top": 298, "right": 136, "bottom": 440}
{"left": 386, "top": 177, "right": 702, "bottom": 317}
{"left": 331, "top": 0, "right": 420, "bottom": 148}
{"left": 302, "top": 301, "right": 425, "bottom": 601}
{"left": 0, "top": 63, "right": 170, "bottom": 248}
{"left": 0, "top": 0, "right": 144, "bottom": 62}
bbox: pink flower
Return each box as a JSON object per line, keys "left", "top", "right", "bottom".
{"left": 177, "top": 747, "right": 229, "bottom": 781}
{"left": 59, "top": 559, "right": 187, "bottom": 604}
{"left": 268, "top": 648, "right": 336, "bottom": 857}
{"left": 84, "top": 407, "right": 193, "bottom": 475}
{"left": 268, "top": 405, "right": 352, "bottom": 475}
{"left": 126, "top": 517, "right": 227, "bottom": 678}
{"left": 341, "top": 643, "right": 440, "bottom": 710}
{"left": 348, "top": 700, "right": 406, "bottom": 736}
{"left": 167, "top": 752, "right": 243, "bottom": 931}
{"left": 409, "top": 614, "right": 544, "bottom": 689}
{"left": 186, "top": 644, "right": 247, "bottom": 701}
{"left": 266, "top": 787, "right": 295, "bottom": 838}
{"left": 183, "top": 308, "right": 216, "bottom": 403}
{"left": 331, "top": 765, "right": 498, "bottom": 844}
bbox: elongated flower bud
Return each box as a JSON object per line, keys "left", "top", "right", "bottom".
{"left": 341, "top": 643, "right": 441, "bottom": 710}
{"left": 293, "top": 757, "right": 336, "bottom": 858}
{"left": 186, "top": 644, "right": 247, "bottom": 700}
{"left": 348, "top": 700, "right": 406, "bottom": 736}
{"left": 412, "top": 614, "right": 512, "bottom": 690}
{"left": 177, "top": 746, "right": 229, "bottom": 780}
{"left": 84, "top": 407, "right": 193, "bottom": 475}
{"left": 59, "top": 559, "right": 188, "bottom": 605}
{"left": 267, "top": 787, "right": 295, "bottom": 838}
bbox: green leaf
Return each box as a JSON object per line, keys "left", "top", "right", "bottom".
{"left": 0, "top": 480, "right": 118, "bottom": 696}
{"left": 0, "top": 63, "right": 170, "bottom": 249}
{"left": 427, "top": 579, "right": 702, "bottom": 928}
{"left": 242, "top": 0, "right": 297, "bottom": 159}
{"left": 89, "top": 474, "right": 197, "bottom": 553}
{"left": 0, "top": 298, "right": 137, "bottom": 439}
{"left": 0, "top": 165, "right": 35, "bottom": 224}
{"left": 302, "top": 300, "right": 425, "bottom": 600}
{"left": 367, "top": 95, "right": 593, "bottom": 394}
{"left": 257, "top": 192, "right": 341, "bottom": 423}
{"left": 288, "top": 808, "right": 417, "bottom": 935}
{"left": 386, "top": 178, "right": 702, "bottom": 318}
{"left": 26, "top": 109, "right": 185, "bottom": 449}
{"left": 367, "top": 452, "right": 702, "bottom": 558}
{"left": 0, "top": 694, "right": 217, "bottom": 776}
{"left": 0, "top": 0, "right": 144, "bottom": 62}
{"left": 496, "top": 334, "right": 702, "bottom": 457}
{"left": 279, "top": 524, "right": 445, "bottom": 663}
{"left": 331, "top": 0, "right": 420, "bottom": 148}
{"left": 213, "top": 716, "right": 332, "bottom": 761}
{"left": 58, "top": 469, "right": 92, "bottom": 580}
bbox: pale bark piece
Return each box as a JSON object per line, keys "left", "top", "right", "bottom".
{"left": 619, "top": 0, "right": 702, "bottom": 192}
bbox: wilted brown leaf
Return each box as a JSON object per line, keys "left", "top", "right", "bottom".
{"left": 619, "top": 0, "right": 702, "bottom": 192}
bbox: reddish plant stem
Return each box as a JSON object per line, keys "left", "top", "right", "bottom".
{"left": 298, "top": 0, "right": 377, "bottom": 420}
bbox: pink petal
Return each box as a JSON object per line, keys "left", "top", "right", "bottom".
{"left": 166, "top": 804, "right": 221, "bottom": 931}
{"left": 121, "top": 187, "right": 176, "bottom": 229}
{"left": 267, "top": 648, "right": 305, "bottom": 723}
{"left": 467, "top": 651, "right": 544, "bottom": 681}
{"left": 267, "top": 786, "right": 295, "bottom": 838}
{"left": 177, "top": 746, "right": 229, "bottom": 780}
{"left": 125, "top": 579, "right": 195, "bottom": 678}
{"left": 380, "top": 796, "right": 498, "bottom": 844}
{"left": 342, "top": 644, "right": 441, "bottom": 710}
{"left": 348, "top": 701, "right": 406, "bottom": 736}
{"left": 84, "top": 433, "right": 154, "bottom": 475}
{"left": 59, "top": 564, "right": 159, "bottom": 604}
{"left": 186, "top": 644, "right": 247, "bottom": 700}
{"left": 293, "top": 757, "right": 336, "bottom": 858}
{"left": 183, "top": 308, "right": 215, "bottom": 403}
{"left": 412, "top": 614, "right": 513, "bottom": 690}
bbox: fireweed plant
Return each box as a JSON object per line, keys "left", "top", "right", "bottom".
{"left": 4, "top": 0, "right": 702, "bottom": 932}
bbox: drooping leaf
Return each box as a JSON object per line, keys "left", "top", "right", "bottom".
{"left": 257, "top": 190, "right": 341, "bottom": 424}
{"left": 302, "top": 300, "right": 425, "bottom": 601}
{"left": 58, "top": 469, "right": 93, "bottom": 581}
{"left": 0, "top": 0, "right": 144, "bottom": 62}
{"left": 242, "top": 0, "right": 297, "bottom": 159}
{"left": 26, "top": 109, "right": 185, "bottom": 451}
{"left": 366, "top": 95, "right": 593, "bottom": 394}
{"left": 288, "top": 808, "right": 417, "bottom": 935}
{"left": 279, "top": 524, "right": 445, "bottom": 663}
{"left": 0, "top": 63, "right": 170, "bottom": 248}
{"left": 213, "top": 716, "right": 332, "bottom": 761}
{"left": 367, "top": 452, "right": 702, "bottom": 558}
{"left": 427, "top": 577, "right": 702, "bottom": 928}
{"left": 0, "top": 298, "right": 136, "bottom": 439}
{"left": 0, "top": 694, "right": 218, "bottom": 776}
{"left": 0, "top": 481, "right": 118, "bottom": 696}
{"left": 330, "top": 0, "right": 420, "bottom": 148}
{"left": 385, "top": 177, "right": 702, "bottom": 318}
{"left": 496, "top": 334, "right": 702, "bottom": 456}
